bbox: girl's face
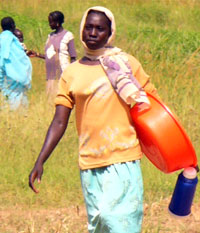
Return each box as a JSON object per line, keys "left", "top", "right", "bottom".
{"left": 48, "top": 16, "right": 59, "bottom": 30}
{"left": 14, "top": 30, "right": 24, "bottom": 42}
{"left": 82, "top": 12, "right": 111, "bottom": 50}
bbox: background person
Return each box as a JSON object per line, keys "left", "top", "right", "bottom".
{"left": 29, "top": 6, "right": 158, "bottom": 233}
{"left": 30, "top": 11, "right": 77, "bottom": 97}
{"left": 13, "top": 28, "right": 27, "bottom": 52}
{"left": 14, "top": 28, "right": 38, "bottom": 58}
{"left": 0, "top": 17, "right": 32, "bottom": 110}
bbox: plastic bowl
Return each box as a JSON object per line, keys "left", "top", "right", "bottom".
{"left": 130, "top": 93, "right": 197, "bottom": 173}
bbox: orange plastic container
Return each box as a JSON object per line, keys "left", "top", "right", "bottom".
{"left": 130, "top": 93, "right": 197, "bottom": 173}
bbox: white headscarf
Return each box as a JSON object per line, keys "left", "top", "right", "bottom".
{"left": 80, "top": 6, "right": 120, "bottom": 60}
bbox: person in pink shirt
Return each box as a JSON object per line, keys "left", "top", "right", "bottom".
{"left": 30, "top": 11, "right": 77, "bottom": 96}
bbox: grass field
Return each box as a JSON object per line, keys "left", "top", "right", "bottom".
{"left": 0, "top": 0, "right": 200, "bottom": 232}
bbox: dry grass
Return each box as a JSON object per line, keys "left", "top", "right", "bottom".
{"left": 0, "top": 199, "right": 200, "bottom": 233}
{"left": 143, "top": 198, "right": 200, "bottom": 233}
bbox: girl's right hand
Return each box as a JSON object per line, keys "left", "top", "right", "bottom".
{"left": 28, "top": 162, "right": 43, "bottom": 193}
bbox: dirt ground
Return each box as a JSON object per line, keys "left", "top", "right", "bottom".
{"left": 0, "top": 198, "right": 200, "bottom": 233}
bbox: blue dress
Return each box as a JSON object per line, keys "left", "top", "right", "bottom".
{"left": 0, "top": 30, "right": 32, "bottom": 110}
{"left": 80, "top": 160, "right": 143, "bottom": 233}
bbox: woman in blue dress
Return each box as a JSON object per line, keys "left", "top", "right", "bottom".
{"left": 0, "top": 17, "right": 32, "bottom": 110}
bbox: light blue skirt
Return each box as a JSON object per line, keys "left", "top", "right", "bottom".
{"left": 80, "top": 160, "right": 143, "bottom": 233}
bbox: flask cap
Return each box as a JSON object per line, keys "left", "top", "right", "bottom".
{"left": 183, "top": 167, "right": 197, "bottom": 179}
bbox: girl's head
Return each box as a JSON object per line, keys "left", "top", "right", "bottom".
{"left": 80, "top": 6, "right": 116, "bottom": 51}
{"left": 14, "top": 29, "right": 24, "bottom": 42}
{"left": 1, "top": 17, "right": 15, "bottom": 32}
{"left": 48, "top": 11, "right": 64, "bottom": 30}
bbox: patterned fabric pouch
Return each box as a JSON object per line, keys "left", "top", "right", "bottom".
{"left": 100, "top": 53, "right": 150, "bottom": 107}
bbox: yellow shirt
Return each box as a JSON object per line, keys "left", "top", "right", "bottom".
{"left": 55, "top": 54, "right": 157, "bottom": 170}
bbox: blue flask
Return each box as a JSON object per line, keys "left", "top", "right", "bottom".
{"left": 168, "top": 167, "right": 198, "bottom": 217}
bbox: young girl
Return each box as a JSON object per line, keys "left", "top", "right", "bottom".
{"left": 30, "top": 11, "right": 77, "bottom": 96}
{"left": 29, "top": 6, "right": 158, "bottom": 233}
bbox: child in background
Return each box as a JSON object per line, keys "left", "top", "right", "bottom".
{"left": 13, "top": 28, "right": 34, "bottom": 57}
{"left": 13, "top": 28, "right": 27, "bottom": 51}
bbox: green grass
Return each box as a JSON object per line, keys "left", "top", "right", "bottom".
{"left": 0, "top": 0, "right": 200, "bottom": 211}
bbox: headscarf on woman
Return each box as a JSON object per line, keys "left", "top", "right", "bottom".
{"left": 80, "top": 6, "right": 150, "bottom": 106}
